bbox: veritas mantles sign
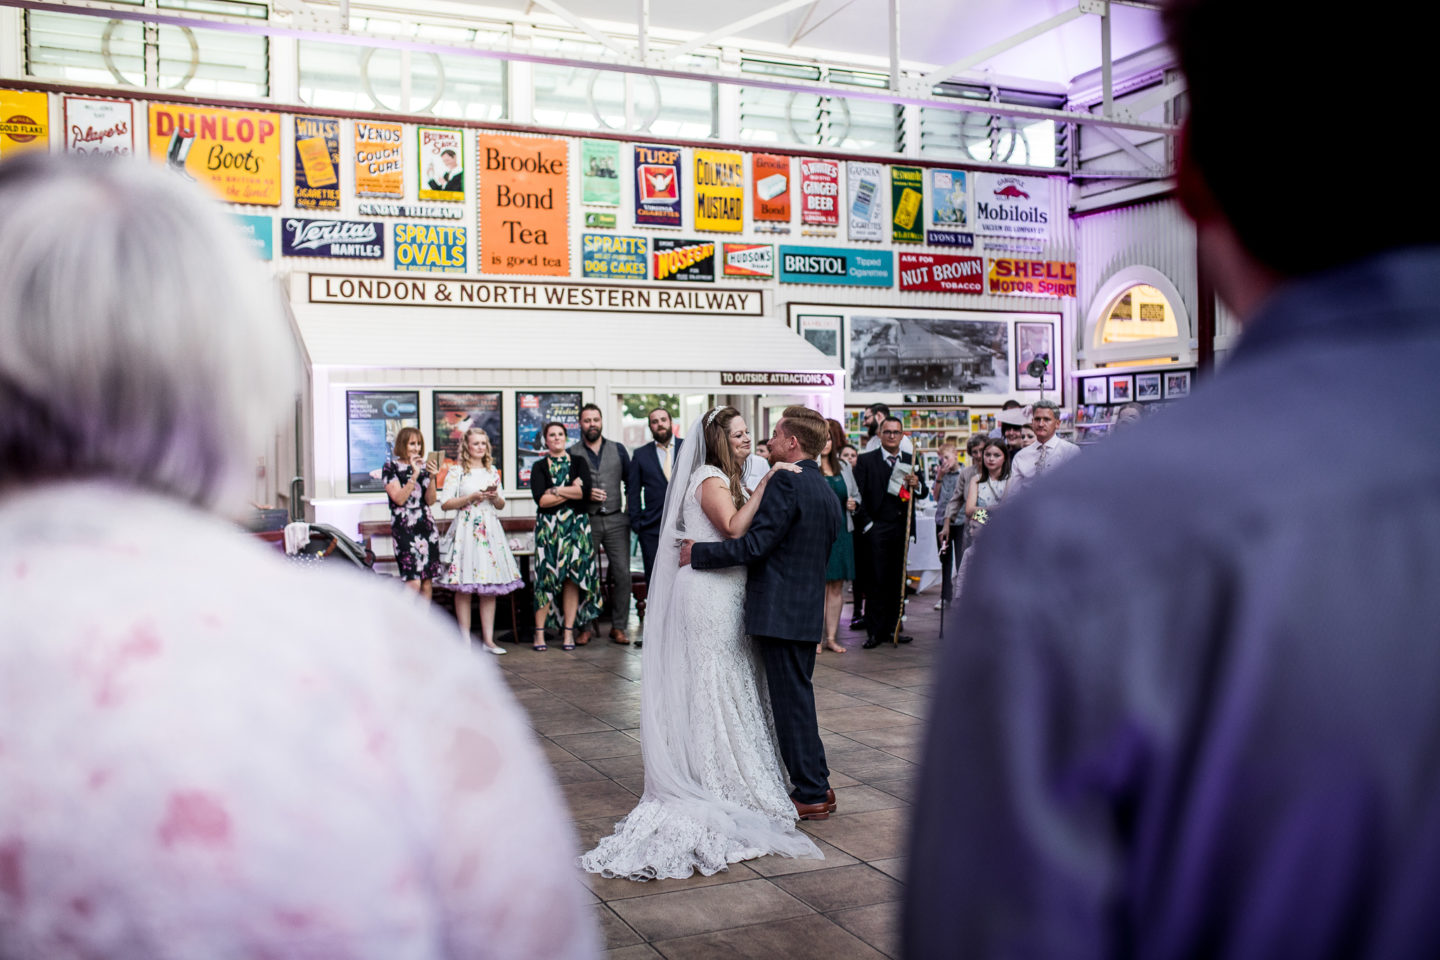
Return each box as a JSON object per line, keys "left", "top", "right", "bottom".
{"left": 308, "top": 274, "right": 763, "bottom": 316}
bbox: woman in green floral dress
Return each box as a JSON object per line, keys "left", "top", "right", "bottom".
{"left": 528, "top": 421, "right": 601, "bottom": 650}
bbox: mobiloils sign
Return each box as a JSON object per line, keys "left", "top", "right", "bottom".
{"left": 280, "top": 218, "right": 383, "bottom": 259}
{"left": 778, "top": 246, "right": 893, "bottom": 287}
{"left": 973, "top": 173, "right": 1052, "bottom": 240}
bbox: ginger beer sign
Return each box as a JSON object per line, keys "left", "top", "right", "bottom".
{"left": 477, "top": 133, "right": 569, "bottom": 276}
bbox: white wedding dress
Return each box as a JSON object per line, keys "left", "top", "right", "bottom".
{"left": 579, "top": 462, "right": 821, "bottom": 880}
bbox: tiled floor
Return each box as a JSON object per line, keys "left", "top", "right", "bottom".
{"left": 493, "top": 597, "right": 948, "bottom": 959}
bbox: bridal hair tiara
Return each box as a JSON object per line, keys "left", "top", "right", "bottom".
{"left": 704, "top": 407, "right": 722, "bottom": 428}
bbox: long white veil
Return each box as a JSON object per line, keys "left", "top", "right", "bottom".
{"left": 625, "top": 411, "right": 819, "bottom": 866}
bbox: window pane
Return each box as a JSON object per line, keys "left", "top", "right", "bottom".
{"left": 158, "top": 23, "right": 268, "bottom": 97}
{"left": 533, "top": 38, "right": 712, "bottom": 137}
{"left": 298, "top": 40, "right": 504, "bottom": 120}
{"left": 1101, "top": 284, "right": 1179, "bottom": 344}
{"left": 25, "top": 11, "right": 144, "bottom": 86}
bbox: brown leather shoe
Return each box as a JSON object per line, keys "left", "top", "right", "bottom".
{"left": 826, "top": 788, "right": 837, "bottom": 813}
{"left": 609, "top": 628, "right": 630, "bottom": 645}
{"left": 792, "top": 797, "right": 830, "bottom": 821}
{"left": 575, "top": 627, "right": 593, "bottom": 646}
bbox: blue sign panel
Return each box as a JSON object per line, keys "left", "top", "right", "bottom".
{"left": 777, "top": 245, "right": 894, "bottom": 287}
{"left": 281, "top": 218, "right": 384, "bottom": 259}
{"left": 581, "top": 233, "right": 648, "bottom": 280}
{"left": 230, "top": 214, "right": 273, "bottom": 261}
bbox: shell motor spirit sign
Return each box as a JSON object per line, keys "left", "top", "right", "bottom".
{"left": 987, "top": 258, "right": 1076, "bottom": 297}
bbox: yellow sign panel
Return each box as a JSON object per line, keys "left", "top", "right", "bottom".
{"left": 354, "top": 120, "right": 404, "bottom": 198}
{"left": 0, "top": 89, "right": 50, "bottom": 159}
{"left": 147, "top": 103, "right": 281, "bottom": 206}
{"left": 693, "top": 149, "right": 744, "bottom": 233}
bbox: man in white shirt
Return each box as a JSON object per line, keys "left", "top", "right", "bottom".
{"left": 1009, "top": 399, "right": 1079, "bottom": 490}
{"left": 862, "top": 403, "right": 914, "bottom": 455}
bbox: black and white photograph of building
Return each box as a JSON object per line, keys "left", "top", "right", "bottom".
{"left": 850, "top": 315, "right": 1009, "bottom": 394}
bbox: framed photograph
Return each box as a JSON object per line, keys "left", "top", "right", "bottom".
{"left": 1134, "top": 373, "right": 1162, "bottom": 401}
{"left": 514, "top": 391, "right": 582, "bottom": 488}
{"left": 1164, "top": 370, "right": 1192, "bottom": 399}
{"left": 1014, "top": 320, "right": 1057, "bottom": 391}
{"left": 796, "top": 313, "right": 843, "bottom": 364}
{"left": 1107, "top": 374, "right": 1134, "bottom": 404}
{"left": 345, "top": 390, "right": 419, "bottom": 494}
{"left": 1082, "top": 377, "right": 1107, "bottom": 405}
{"left": 432, "top": 391, "right": 503, "bottom": 476}
{"left": 787, "top": 302, "right": 1061, "bottom": 405}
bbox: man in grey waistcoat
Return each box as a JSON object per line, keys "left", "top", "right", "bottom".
{"left": 570, "top": 403, "right": 634, "bottom": 644}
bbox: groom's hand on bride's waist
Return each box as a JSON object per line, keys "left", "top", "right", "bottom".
{"left": 679, "top": 539, "right": 695, "bottom": 567}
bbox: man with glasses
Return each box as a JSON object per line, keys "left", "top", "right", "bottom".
{"left": 853, "top": 417, "right": 926, "bottom": 648}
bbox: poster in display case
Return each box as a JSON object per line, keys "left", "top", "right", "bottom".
{"left": 346, "top": 390, "right": 419, "bottom": 494}
{"left": 515, "top": 391, "right": 583, "bottom": 487}
{"left": 432, "top": 391, "right": 503, "bottom": 475}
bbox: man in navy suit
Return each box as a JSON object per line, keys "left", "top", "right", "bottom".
{"left": 680, "top": 405, "right": 841, "bottom": 820}
{"left": 626, "top": 407, "right": 682, "bottom": 582}
{"left": 853, "top": 417, "right": 927, "bottom": 648}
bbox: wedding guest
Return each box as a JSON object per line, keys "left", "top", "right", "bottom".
{"left": 952, "top": 438, "right": 1011, "bottom": 599}
{"left": 530, "top": 422, "right": 601, "bottom": 651}
{"left": 839, "top": 444, "right": 859, "bottom": 469}
{"left": 1016, "top": 425, "right": 1038, "bottom": 450}
{"left": 911, "top": 2, "right": 1440, "bottom": 954}
{"left": 627, "top": 406, "right": 681, "bottom": 581}
{"left": 438, "top": 428, "right": 523, "bottom": 655}
{"left": 854, "top": 417, "right": 926, "bottom": 648}
{"left": 940, "top": 435, "right": 988, "bottom": 572}
{"left": 0, "top": 153, "right": 596, "bottom": 960}
{"left": 382, "top": 426, "right": 444, "bottom": 598}
{"left": 569, "top": 403, "right": 633, "bottom": 645}
{"left": 818, "top": 418, "right": 862, "bottom": 653}
{"left": 929, "top": 443, "right": 963, "bottom": 611}
{"left": 1010, "top": 399, "right": 1080, "bottom": 491}
{"left": 754, "top": 439, "right": 770, "bottom": 461}
{"left": 862, "top": 403, "right": 914, "bottom": 454}
{"left": 1115, "top": 401, "right": 1146, "bottom": 426}
{"left": 987, "top": 399, "right": 1024, "bottom": 438}
{"left": 996, "top": 407, "right": 1029, "bottom": 450}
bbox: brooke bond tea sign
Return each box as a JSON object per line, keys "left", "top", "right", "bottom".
{"left": 973, "top": 173, "right": 1051, "bottom": 240}
{"left": 693, "top": 149, "right": 744, "bottom": 232}
{"left": 652, "top": 238, "right": 715, "bottom": 282}
{"left": 63, "top": 96, "right": 132, "bottom": 157}
{"left": 752, "top": 154, "right": 790, "bottom": 222}
{"left": 722, "top": 243, "right": 774, "bottom": 278}
{"left": 799, "top": 158, "right": 840, "bottom": 227}
{"left": 281, "top": 218, "right": 383, "bottom": 259}
{"left": 148, "top": 104, "right": 280, "bottom": 205}
{"left": 634, "top": 144, "right": 682, "bottom": 227}
{"left": 477, "top": 133, "right": 569, "bottom": 276}
{"left": 987, "top": 258, "right": 1076, "bottom": 297}
{"left": 898, "top": 252, "right": 983, "bottom": 294}
{"left": 293, "top": 116, "right": 341, "bottom": 210}
{"left": 354, "top": 121, "right": 403, "bottom": 198}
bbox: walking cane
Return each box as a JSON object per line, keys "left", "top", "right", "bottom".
{"left": 893, "top": 489, "right": 913, "bottom": 647}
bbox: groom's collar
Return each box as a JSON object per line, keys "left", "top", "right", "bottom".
{"left": 798, "top": 458, "right": 820, "bottom": 470}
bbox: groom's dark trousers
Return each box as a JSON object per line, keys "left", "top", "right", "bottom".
{"left": 691, "top": 460, "right": 841, "bottom": 806}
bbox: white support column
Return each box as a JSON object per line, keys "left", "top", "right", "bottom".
{"left": 715, "top": 45, "right": 741, "bottom": 140}
{"left": 0, "top": 8, "right": 22, "bottom": 80}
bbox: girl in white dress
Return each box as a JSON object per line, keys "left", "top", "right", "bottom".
{"left": 438, "top": 429, "right": 524, "bottom": 654}
{"left": 580, "top": 407, "right": 822, "bottom": 881}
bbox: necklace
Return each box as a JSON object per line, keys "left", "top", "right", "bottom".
{"left": 984, "top": 476, "right": 1007, "bottom": 503}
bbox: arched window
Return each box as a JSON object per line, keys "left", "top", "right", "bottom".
{"left": 1083, "top": 266, "right": 1192, "bottom": 367}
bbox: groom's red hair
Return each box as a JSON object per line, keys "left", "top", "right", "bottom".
{"left": 778, "top": 406, "right": 828, "bottom": 458}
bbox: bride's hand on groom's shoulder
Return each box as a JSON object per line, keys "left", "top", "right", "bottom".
{"left": 769, "top": 462, "right": 802, "bottom": 476}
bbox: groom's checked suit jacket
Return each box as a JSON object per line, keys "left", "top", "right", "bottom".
{"left": 690, "top": 460, "right": 841, "bottom": 643}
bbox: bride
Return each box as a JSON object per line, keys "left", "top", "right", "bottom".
{"left": 579, "top": 407, "right": 823, "bottom": 880}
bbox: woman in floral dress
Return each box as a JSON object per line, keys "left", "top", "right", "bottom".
{"left": 528, "top": 421, "right": 601, "bottom": 651}
{"left": 381, "top": 426, "right": 444, "bottom": 597}
{"left": 439, "top": 428, "right": 523, "bottom": 655}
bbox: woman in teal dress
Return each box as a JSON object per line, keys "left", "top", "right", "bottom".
{"left": 819, "top": 419, "right": 862, "bottom": 653}
{"left": 528, "top": 421, "right": 601, "bottom": 650}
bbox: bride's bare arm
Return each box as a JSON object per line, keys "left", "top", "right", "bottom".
{"left": 699, "top": 464, "right": 802, "bottom": 539}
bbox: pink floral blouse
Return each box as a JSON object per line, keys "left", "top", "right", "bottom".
{"left": 0, "top": 483, "right": 597, "bottom": 959}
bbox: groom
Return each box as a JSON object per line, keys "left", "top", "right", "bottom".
{"left": 680, "top": 405, "right": 842, "bottom": 820}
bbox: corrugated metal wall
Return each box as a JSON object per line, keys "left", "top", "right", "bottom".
{"left": 1073, "top": 197, "right": 1197, "bottom": 365}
